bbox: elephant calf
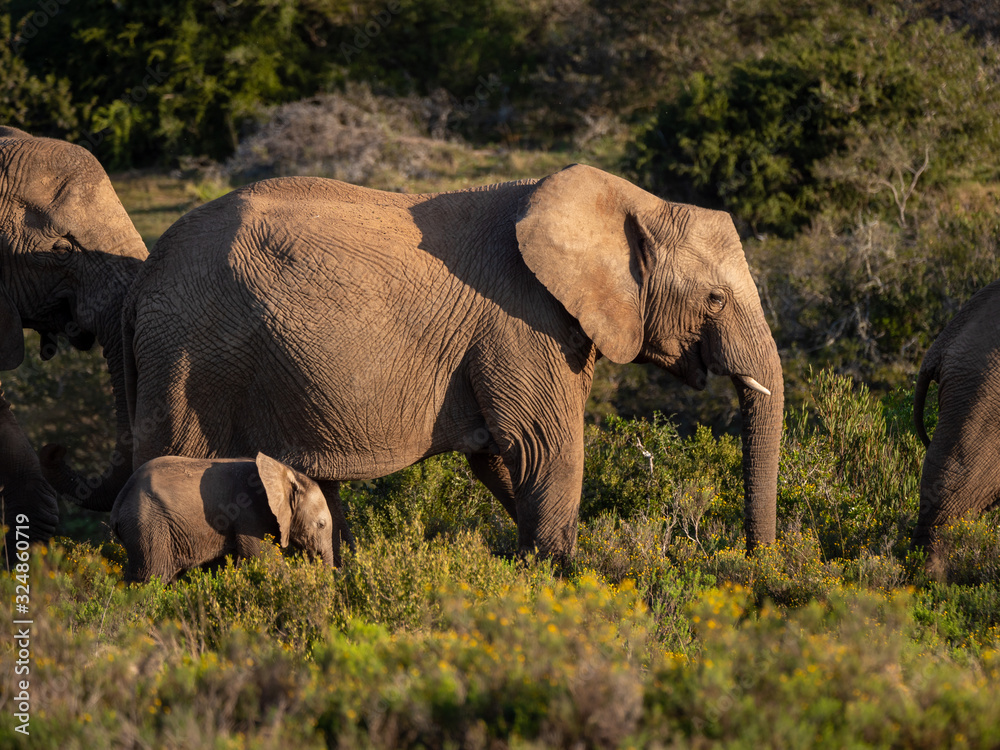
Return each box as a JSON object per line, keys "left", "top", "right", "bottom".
{"left": 111, "top": 453, "right": 348, "bottom": 583}
{"left": 914, "top": 279, "right": 1000, "bottom": 558}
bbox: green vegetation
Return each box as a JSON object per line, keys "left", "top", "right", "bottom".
{"left": 3, "top": 1, "right": 1000, "bottom": 746}
{"left": 630, "top": 9, "right": 1000, "bottom": 235}
{"left": 7, "top": 373, "right": 1000, "bottom": 747}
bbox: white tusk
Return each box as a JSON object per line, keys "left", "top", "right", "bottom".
{"left": 739, "top": 376, "right": 771, "bottom": 396}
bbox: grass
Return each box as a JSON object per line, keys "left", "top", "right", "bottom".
{"left": 5, "top": 371, "right": 1000, "bottom": 747}
{"left": 110, "top": 170, "right": 202, "bottom": 248}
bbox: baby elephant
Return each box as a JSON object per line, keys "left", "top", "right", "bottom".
{"left": 112, "top": 453, "right": 345, "bottom": 583}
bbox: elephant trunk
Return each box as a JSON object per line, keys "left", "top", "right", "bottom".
{"left": 42, "top": 257, "right": 143, "bottom": 512}
{"left": 732, "top": 336, "right": 784, "bottom": 552}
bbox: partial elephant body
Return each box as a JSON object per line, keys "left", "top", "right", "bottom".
{"left": 111, "top": 453, "right": 344, "bottom": 583}
{"left": 126, "top": 165, "right": 783, "bottom": 557}
{"left": 914, "top": 280, "right": 1000, "bottom": 554}
{"left": 0, "top": 382, "right": 59, "bottom": 559}
{"left": 0, "top": 128, "right": 148, "bottom": 518}
{"left": 130, "top": 179, "right": 577, "bottom": 473}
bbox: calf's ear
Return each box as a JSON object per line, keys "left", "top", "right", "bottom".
{"left": 255, "top": 452, "right": 293, "bottom": 547}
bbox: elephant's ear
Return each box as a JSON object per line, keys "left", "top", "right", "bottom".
{"left": 516, "top": 164, "right": 663, "bottom": 364}
{"left": 256, "top": 452, "right": 293, "bottom": 547}
{"left": 0, "top": 285, "right": 25, "bottom": 370}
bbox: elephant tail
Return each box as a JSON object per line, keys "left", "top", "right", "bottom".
{"left": 913, "top": 349, "right": 941, "bottom": 447}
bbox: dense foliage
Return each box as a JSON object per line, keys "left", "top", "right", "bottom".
{"left": 4, "top": 0, "right": 998, "bottom": 167}
{"left": 630, "top": 9, "right": 1000, "bottom": 235}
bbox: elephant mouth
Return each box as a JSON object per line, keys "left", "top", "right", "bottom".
{"left": 663, "top": 354, "right": 708, "bottom": 390}
{"left": 645, "top": 344, "right": 710, "bottom": 390}
{"left": 684, "top": 346, "right": 710, "bottom": 390}
{"left": 684, "top": 348, "right": 772, "bottom": 396}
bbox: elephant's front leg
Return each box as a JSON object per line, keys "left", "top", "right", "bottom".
{"left": 504, "top": 429, "right": 586, "bottom": 561}
{"left": 235, "top": 533, "right": 265, "bottom": 560}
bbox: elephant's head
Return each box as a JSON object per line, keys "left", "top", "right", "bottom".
{"left": 256, "top": 452, "right": 337, "bottom": 566}
{"left": 0, "top": 128, "right": 148, "bottom": 367}
{"left": 0, "top": 128, "right": 149, "bottom": 511}
{"left": 516, "top": 164, "right": 783, "bottom": 549}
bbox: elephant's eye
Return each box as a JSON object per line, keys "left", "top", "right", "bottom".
{"left": 52, "top": 237, "right": 73, "bottom": 254}
{"left": 707, "top": 290, "right": 727, "bottom": 312}
{"left": 317, "top": 518, "right": 327, "bottom": 529}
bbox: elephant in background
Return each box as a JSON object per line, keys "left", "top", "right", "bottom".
{"left": 121, "top": 164, "right": 783, "bottom": 558}
{"left": 0, "top": 127, "right": 148, "bottom": 536}
{"left": 914, "top": 279, "right": 1000, "bottom": 556}
{"left": 0, "top": 381, "right": 59, "bottom": 560}
{"left": 112, "top": 453, "right": 345, "bottom": 583}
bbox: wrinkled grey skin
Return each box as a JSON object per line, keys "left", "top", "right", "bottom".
{"left": 124, "top": 164, "right": 783, "bottom": 558}
{"left": 111, "top": 452, "right": 344, "bottom": 583}
{"left": 0, "top": 127, "right": 148, "bottom": 513}
{"left": 0, "top": 381, "right": 59, "bottom": 561}
{"left": 914, "top": 280, "right": 1000, "bottom": 560}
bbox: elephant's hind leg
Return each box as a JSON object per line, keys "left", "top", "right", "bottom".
{"left": 916, "top": 439, "right": 1000, "bottom": 554}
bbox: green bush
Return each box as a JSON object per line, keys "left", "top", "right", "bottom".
{"left": 341, "top": 451, "right": 517, "bottom": 553}
{"left": 779, "top": 369, "right": 923, "bottom": 559}
{"left": 930, "top": 512, "right": 1000, "bottom": 587}
{"left": 704, "top": 531, "right": 838, "bottom": 607}
{"left": 646, "top": 586, "right": 1000, "bottom": 746}
{"left": 581, "top": 415, "right": 744, "bottom": 542}
{"left": 913, "top": 579, "right": 1000, "bottom": 654}
{"left": 311, "top": 573, "right": 652, "bottom": 748}
{"left": 630, "top": 9, "right": 1000, "bottom": 235}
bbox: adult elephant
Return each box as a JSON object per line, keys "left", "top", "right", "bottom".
{"left": 122, "top": 164, "right": 783, "bottom": 557}
{"left": 913, "top": 280, "right": 1000, "bottom": 557}
{"left": 0, "top": 127, "right": 148, "bottom": 538}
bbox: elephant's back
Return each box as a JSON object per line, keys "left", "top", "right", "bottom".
{"left": 932, "top": 281, "right": 1000, "bottom": 372}
{"left": 126, "top": 173, "right": 545, "bottom": 478}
